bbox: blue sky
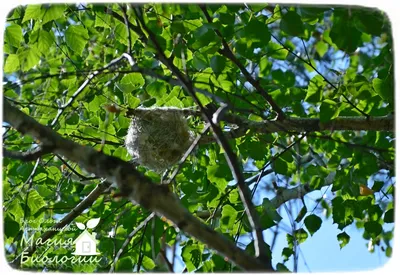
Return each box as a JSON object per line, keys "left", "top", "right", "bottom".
{"left": 253, "top": 173, "right": 393, "bottom": 272}
{"left": 270, "top": 209, "right": 391, "bottom": 272}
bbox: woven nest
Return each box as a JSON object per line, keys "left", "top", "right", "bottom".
{"left": 125, "top": 107, "right": 194, "bottom": 172}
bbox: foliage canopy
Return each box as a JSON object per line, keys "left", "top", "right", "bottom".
{"left": 2, "top": 3, "right": 394, "bottom": 272}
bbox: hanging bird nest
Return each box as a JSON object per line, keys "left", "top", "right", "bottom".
{"left": 125, "top": 107, "right": 194, "bottom": 172}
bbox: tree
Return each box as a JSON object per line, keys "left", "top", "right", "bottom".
{"left": 2, "top": 3, "right": 394, "bottom": 272}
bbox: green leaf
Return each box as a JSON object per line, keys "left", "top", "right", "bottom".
{"left": 192, "top": 52, "right": 209, "bottom": 70}
{"left": 320, "top": 99, "right": 340, "bottom": 122}
{"left": 142, "top": 255, "right": 156, "bottom": 270}
{"left": 95, "top": 12, "right": 111, "bottom": 28}
{"left": 262, "top": 199, "right": 282, "bottom": 223}
{"left": 371, "top": 181, "right": 384, "bottom": 192}
{"left": 383, "top": 209, "right": 394, "bottom": 223}
{"left": 267, "top": 42, "right": 289, "bottom": 60}
{"left": 244, "top": 18, "right": 271, "bottom": 43}
{"left": 330, "top": 10, "right": 362, "bottom": 53}
{"left": 304, "top": 214, "right": 322, "bottom": 236}
{"left": 282, "top": 247, "right": 293, "bottom": 262}
{"left": 18, "top": 47, "right": 41, "bottom": 72}
{"left": 66, "top": 113, "right": 80, "bottom": 125}
{"left": 280, "top": 11, "right": 305, "bottom": 37}
{"left": 221, "top": 205, "right": 238, "bottom": 230}
{"left": 115, "top": 257, "right": 133, "bottom": 272}
{"left": 147, "top": 81, "right": 167, "bottom": 99}
{"left": 5, "top": 24, "right": 23, "bottom": 47}
{"left": 258, "top": 56, "right": 272, "bottom": 77}
{"left": 295, "top": 206, "right": 307, "bottom": 223}
{"left": 37, "top": 30, "right": 54, "bottom": 55}
{"left": 207, "top": 164, "right": 229, "bottom": 191}
{"left": 305, "top": 75, "right": 324, "bottom": 103}
{"left": 364, "top": 221, "right": 382, "bottom": 238}
{"left": 122, "top": 73, "right": 145, "bottom": 88}
{"left": 22, "top": 5, "right": 43, "bottom": 22}
{"left": 271, "top": 69, "right": 295, "bottom": 88}
{"left": 276, "top": 263, "right": 290, "bottom": 272}
{"left": 4, "top": 54, "right": 20, "bottom": 73}
{"left": 272, "top": 156, "right": 288, "bottom": 175}
{"left": 294, "top": 228, "right": 308, "bottom": 244}
{"left": 65, "top": 25, "right": 89, "bottom": 54}
{"left": 386, "top": 246, "right": 392, "bottom": 257}
{"left": 42, "top": 5, "right": 65, "bottom": 24}
{"left": 315, "top": 41, "right": 328, "bottom": 57}
{"left": 118, "top": 73, "right": 145, "bottom": 93}
{"left": 245, "top": 241, "right": 272, "bottom": 259}
{"left": 298, "top": 7, "right": 327, "bottom": 23}
{"left": 259, "top": 199, "right": 282, "bottom": 229}
{"left": 337, "top": 232, "right": 350, "bottom": 249}
{"left": 286, "top": 234, "right": 295, "bottom": 249}
{"left": 4, "top": 215, "right": 20, "bottom": 238}
{"left": 191, "top": 25, "right": 219, "bottom": 50}
{"left": 247, "top": 4, "right": 266, "bottom": 13}
{"left": 164, "top": 96, "right": 184, "bottom": 108}
{"left": 367, "top": 205, "right": 383, "bottom": 222}
{"left": 182, "top": 242, "right": 203, "bottom": 272}
{"left": 114, "top": 22, "right": 139, "bottom": 46}
{"left": 27, "top": 190, "right": 47, "bottom": 215}
{"left": 353, "top": 9, "right": 385, "bottom": 36}
{"left": 372, "top": 78, "right": 394, "bottom": 106}
{"left": 210, "top": 55, "right": 226, "bottom": 74}
{"left": 86, "top": 95, "right": 106, "bottom": 112}
{"left": 8, "top": 199, "right": 24, "bottom": 221}
{"left": 332, "top": 197, "right": 357, "bottom": 230}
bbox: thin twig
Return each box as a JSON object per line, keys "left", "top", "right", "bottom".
{"left": 56, "top": 154, "right": 99, "bottom": 181}
{"left": 199, "top": 4, "right": 285, "bottom": 120}
{"left": 165, "top": 123, "right": 211, "bottom": 184}
{"left": 119, "top": 4, "right": 132, "bottom": 54}
{"left": 270, "top": 33, "right": 369, "bottom": 117}
{"left": 110, "top": 213, "right": 155, "bottom": 272}
{"left": 3, "top": 146, "right": 53, "bottom": 161}
{"left": 49, "top": 53, "right": 135, "bottom": 127}
{"left": 160, "top": 248, "right": 174, "bottom": 272}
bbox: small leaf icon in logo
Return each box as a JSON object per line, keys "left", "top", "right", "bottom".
{"left": 86, "top": 218, "right": 100, "bottom": 229}
{"left": 76, "top": 222, "right": 86, "bottom": 230}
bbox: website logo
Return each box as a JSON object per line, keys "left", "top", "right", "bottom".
{"left": 72, "top": 218, "right": 100, "bottom": 256}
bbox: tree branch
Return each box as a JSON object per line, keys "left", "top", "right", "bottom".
{"left": 132, "top": 7, "right": 270, "bottom": 264}
{"left": 3, "top": 146, "right": 53, "bottom": 161}
{"left": 200, "top": 5, "right": 285, "bottom": 120}
{"left": 127, "top": 107, "right": 394, "bottom": 144}
{"left": 110, "top": 212, "right": 155, "bottom": 272}
{"left": 196, "top": 172, "right": 335, "bottom": 221}
{"left": 269, "top": 32, "right": 369, "bottom": 117}
{"left": 3, "top": 99, "right": 272, "bottom": 271}
{"left": 49, "top": 53, "right": 135, "bottom": 127}
{"left": 270, "top": 172, "right": 335, "bottom": 209}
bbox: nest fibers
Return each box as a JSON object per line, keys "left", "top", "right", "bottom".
{"left": 125, "top": 107, "right": 194, "bottom": 172}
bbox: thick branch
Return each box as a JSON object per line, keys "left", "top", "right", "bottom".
{"left": 3, "top": 99, "right": 271, "bottom": 271}
{"left": 127, "top": 108, "right": 394, "bottom": 147}
{"left": 127, "top": 107, "right": 394, "bottom": 133}
{"left": 245, "top": 115, "right": 394, "bottom": 133}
